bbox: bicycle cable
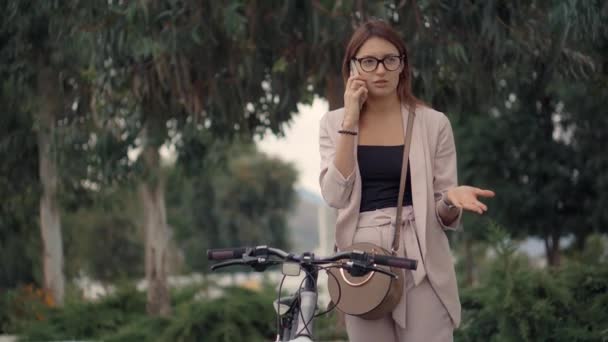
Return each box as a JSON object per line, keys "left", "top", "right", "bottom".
{"left": 274, "top": 261, "right": 340, "bottom": 340}
{"left": 293, "top": 266, "right": 316, "bottom": 338}
{"left": 293, "top": 263, "right": 347, "bottom": 337}
{"left": 313, "top": 265, "right": 342, "bottom": 318}
{"left": 295, "top": 258, "right": 387, "bottom": 337}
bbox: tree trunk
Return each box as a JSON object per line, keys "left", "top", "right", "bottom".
{"left": 140, "top": 139, "right": 172, "bottom": 316}
{"left": 325, "top": 72, "right": 344, "bottom": 110}
{"left": 37, "top": 65, "right": 65, "bottom": 306}
{"left": 574, "top": 231, "right": 587, "bottom": 252}
{"left": 543, "top": 232, "right": 561, "bottom": 267}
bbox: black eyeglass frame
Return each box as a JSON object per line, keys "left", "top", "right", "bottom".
{"left": 351, "top": 55, "right": 405, "bottom": 72}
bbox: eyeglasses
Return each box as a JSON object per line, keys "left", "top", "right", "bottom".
{"left": 352, "top": 55, "right": 404, "bottom": 72}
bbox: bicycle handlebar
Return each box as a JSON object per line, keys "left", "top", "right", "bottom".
{"left": 373, "top": 254, "right": 418, "bottom": 270}
{"left": 207, "top": 245, "right": 417, "bottom": 340}
{"left": 207, "top": 245, "right": 417, "bottom": 270}
{"left": 207, "top": 247, "right": 249, "bottom": 260}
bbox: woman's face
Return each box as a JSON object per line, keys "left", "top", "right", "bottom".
{"left": 353, "top": 37, "right": 404, "bottom": 98}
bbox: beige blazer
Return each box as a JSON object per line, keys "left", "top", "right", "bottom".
{"left": 318, "top": 103, "right": 464, "bottom": 327}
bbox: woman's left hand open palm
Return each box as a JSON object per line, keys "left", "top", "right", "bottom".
{"left": 446, "top": 186, "right": 495, "bottom": 215}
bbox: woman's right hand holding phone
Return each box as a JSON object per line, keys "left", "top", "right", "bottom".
{"left": 343, "top": 62, "right": 368, "bottom": 130}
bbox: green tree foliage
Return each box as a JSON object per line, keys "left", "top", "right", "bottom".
{"left": 555, "top": 68, "right": 608, "bottom": 252}
{"left": 0, "top": 0, "right": 103, "bottom": 304}
{"left": 79, "top": 0, "right": 318, "bottom": 314}
{"left": 62, "top": 187, "right": 144, "bottom": 282}
{"left": 277, "top": 1, "right": 608, "bottom": 268}
{"left": 451, "top": 0, "right": 608, "bottom": 266}
{"left": 0, "top": 99, "right": 40, "bottom": 289}
{"left": 369, "top": 0, "right": 608, "bottom": 268}
{"left": 275, "top": 1, "right": 389, "bottom": 109}
{"left": 168, "top": 141, "right": 298, "bottom": 273}
{"left": 55, "top": 140, "right": 297, "bottom": 280}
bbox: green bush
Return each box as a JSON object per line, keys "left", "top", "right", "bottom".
{"left": 157, "top": 286, "right": 276, "bottom": 342}
{"left": 314, "top": 309, "right": 348, "bottom": 341}
{"left": 1, "top": 285, "right": 55, "bottom": 334}
{"left": 18, "top": 285, "right": 145, "bottom": 341}
{"left": 12, "top": 283, "right": 279, "bottom": 342}
{"left": 10, "top": 257, "right": 606, "bottom": 342}
{"left": 101, "top": 316, "right": 171, "bottom": 342}
{"left": 455, "top": 231, "right": 608, "bottom": 342}
{"left": 0, "top": 290, "right": 10, "bottom": 333}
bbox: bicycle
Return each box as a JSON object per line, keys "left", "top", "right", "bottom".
{"left": 207, "top": 245, "right": 417, "bottom": 342}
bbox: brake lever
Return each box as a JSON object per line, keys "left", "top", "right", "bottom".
{"left": 367, "top": 264, "right": 398, "bottom": 279}
{"left": 341, "top": 261, "right": 398, "bottom": 279}
{"left": 211, "top": 259, "right": 246, "bottom": 271}
{"left": 211, "top": 256, "right": 281, "bottom": 272}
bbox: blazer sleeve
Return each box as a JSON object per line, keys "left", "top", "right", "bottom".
{"left": 433, "top": 115, "right": 463, "bottom": 231}
{"left": 318, "top": 113, "right": 356, "bottom": 209}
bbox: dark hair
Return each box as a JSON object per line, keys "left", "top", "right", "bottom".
{"left": 342, "top": 20, "right": 421, "bottom": 109}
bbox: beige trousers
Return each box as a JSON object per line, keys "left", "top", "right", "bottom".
{"left": 344, "top": 207, "right": 453, "bottom": 342}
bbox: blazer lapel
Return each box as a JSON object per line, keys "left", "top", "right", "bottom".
{"left": 353, "top": 119, "right": 362, "bottom": 218}
{"left": 401, "top": 104, "right": 428, "bottom": 259}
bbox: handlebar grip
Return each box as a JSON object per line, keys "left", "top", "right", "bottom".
{"left": 374, "top": 254, "right": 418, "bottom": 270}
{"left": 207, "top": 247, "right": 249, "bottom": 261}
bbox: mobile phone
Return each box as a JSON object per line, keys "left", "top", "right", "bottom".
{"left": 350, "top": 60, "right": 359, "bottom": 77}
{"left": 350, "top": 60, "right": 365, "bottom": 109}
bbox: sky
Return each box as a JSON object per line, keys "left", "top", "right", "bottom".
{"left": 256, "top": 97, "right": 329, "bottom": 196}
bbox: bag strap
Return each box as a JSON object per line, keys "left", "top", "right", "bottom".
{"left": 391, "top": 106, "right": 415, "bottom": 255}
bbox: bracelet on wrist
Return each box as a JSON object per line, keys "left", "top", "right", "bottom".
{"left": 442, "top": 196, "right": 457, "bottom": 210}
{"left": 338, "top": 129, "right": 358, "bottom": 135}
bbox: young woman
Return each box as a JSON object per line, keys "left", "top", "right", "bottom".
{"left": 318, "top": 20, "right": 495, "bottom": 341}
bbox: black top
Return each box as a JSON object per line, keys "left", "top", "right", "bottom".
{"left": 357, "top": 145, "right": 412, "bottom": 212}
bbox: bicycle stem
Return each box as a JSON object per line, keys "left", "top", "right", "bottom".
{"left": 292, "top": 261, "right": 318, "bottom": 340}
